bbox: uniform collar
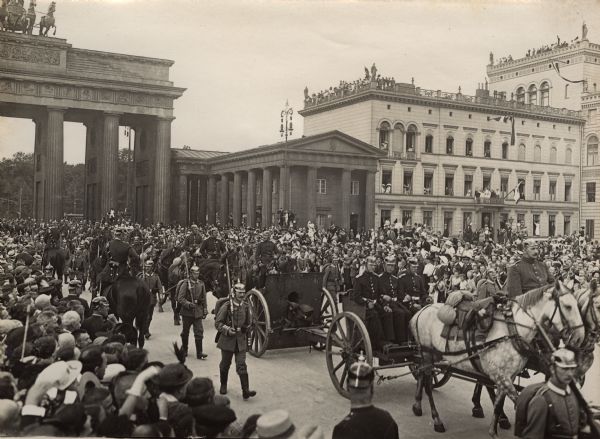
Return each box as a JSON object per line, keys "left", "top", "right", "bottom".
{"left": 547, "top": 380, "right": 570, "bottom": 395}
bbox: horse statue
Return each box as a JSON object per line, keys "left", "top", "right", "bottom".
{"left": 409, "top": 280, "right": 585, "bottom": 437}
{"left": 38, "top": 0, "right": 55, "bottom": 36}
{"left": 0, "top": 0, "right": 29, "bottom": 33}
{"left": 23, "top": 0, "right": 34, "bottom": 34}
{"left": 102, "top": 261, "right": 151, "bottom": 348}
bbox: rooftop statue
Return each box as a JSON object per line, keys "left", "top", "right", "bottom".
{"left": 582, "top": 22, "right": 588, "bottom": 41}
{"left": 489, "top": 51, "right": 494, "bottom": 65}
{"left": 39, "top": 0, "right": 55, "bottom": 35}
{"left": 370, "top": 63, "right": 377, "bottom": 81}
{"left": 0, "top": 0, "right": 54, "bottom": 35}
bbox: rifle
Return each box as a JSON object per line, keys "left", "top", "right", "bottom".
{"left": 533, "top": 316, "right": 600, "bottom": 439}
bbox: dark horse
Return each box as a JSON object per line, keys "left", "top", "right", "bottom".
{"left": 42, "top": 247, "right": 66, "bottom": 279}
{"left": 196, "top": 258, "right": 229, "bottom": 299}
{"left": 101, "top": 263, "right": 151, "bottom": 348}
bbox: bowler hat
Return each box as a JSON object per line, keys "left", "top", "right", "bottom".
{"left": 152, "top": 363, "right": 193, "bottom": 389}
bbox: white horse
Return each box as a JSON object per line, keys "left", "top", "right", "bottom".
{"left": 410, "top": 281, "right": 585, "bottom": 437}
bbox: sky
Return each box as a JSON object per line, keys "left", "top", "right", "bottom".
{"left": 1, "top": 0, "right": 599, "bottom": 163}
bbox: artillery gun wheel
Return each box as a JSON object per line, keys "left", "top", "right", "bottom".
{"left": 311, "top": 288, "right": 339, "bottom": 351}
{"left": 326, "top": 311, "right": 372, "bottom": 399}
{"left": 246, "top": 289, "right": 271, "bottom": 358}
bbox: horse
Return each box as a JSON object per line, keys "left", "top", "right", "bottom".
{"left": 196, "top": 258, "right": 229, "bottom": 299}
{"left": 409, "top": 280, "right": 585, "bottom": 437}
{"left": 42, "top": 247, "right": 66, "bottom": 279}
{"left": 102, "top": 262, "right": 151, "bottom": 348}
{"left": 39, "top": 1, "right": 55, "bottom": 36}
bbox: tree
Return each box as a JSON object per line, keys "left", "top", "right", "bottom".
{"left": 0, "top": 152, "right": 34, "bottom": 218}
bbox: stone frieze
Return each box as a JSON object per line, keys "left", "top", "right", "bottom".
{"left": 0, "top": 42, "right": 60, "bottom": 65}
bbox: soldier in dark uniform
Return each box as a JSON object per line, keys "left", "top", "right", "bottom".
{"left": 177, "top": 264, "right": 208, "bottom": 359}
{"left": 199, "top": 228, "right": 226, "bottom": 260}
{"left": 379, "top": 256, "right": 412, "bottom": 344}
{"left": 184, "top": 224, "right": 204, "bottom": 253}
{"left": 397, "top": 257, "right": 427, "bottom": 309}
{"left": 255, "top": 231, "right": 278, "bottom": 288}
{"left": 506, "top": 239, "right": 555, "bottom": 298}
{"left": 215, "top": 282, "right": 256, "bottom": 400}
{"left": 138, "top": 259, "right": 164, "bottom": 339}
{"left": 108, "top": 227, "right": 139, "bottom": 269}
{"left": 352, "top": 256, "right": 386, "bottom": 351}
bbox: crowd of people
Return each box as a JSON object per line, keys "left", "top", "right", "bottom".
{"left": 0, "top": 215, "right": 599, "bottom": 437}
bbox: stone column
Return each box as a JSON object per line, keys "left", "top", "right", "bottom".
{"left": 32, "top": 117, "right": 45, "bottom": 220}
{"left": 306, "top": 166, "right": 317, "bottom": 224}
{"left": 233, "top": 171, "right": 242, "bottom": 226}
{"left": 153, "top": 117, "right": 172, "bottom": 224}
{"left": 198, "top": 177, "right": 207, "bottom": 225}
{"left": 220, "top": 173, "right": 230, "bottom": 226}
{"left": 99, "top": 113, "right": 120, "bottom": 216}
{"left": 190, "top": 176, "right": 199, "bottom": 225}
{"left": 247, "top": 169, "right": 257, "bottom": 228}
{"left": 341, "top": 168, "right": 351, "bottom": 229}
{"left": 178, "top": 174, "right": 188, "bottom": 225}
{"left": 262, "top": 168, "right": 273, "bottom": 227}
{"left": 45, "top": 108, "right": 65, "bottom": 220}
{"left": 207, "top": 175, "right": 217, "bottom": 224}
{"left": 279, "top": 165, "right": 290, "bottom": 211}
{"left": 365, "top": 171, "right": 376, "bottom": 230}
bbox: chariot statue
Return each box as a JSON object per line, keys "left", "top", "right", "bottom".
{"left": 0, "top": 0, "right": 56, "bottom": 36}
{"left": 39, "top": 0, "right": 55, "bottom": 35}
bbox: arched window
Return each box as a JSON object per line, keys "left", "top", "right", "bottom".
{"left": 392, "top": 122, "right": 404, "bottom": 156}
{"left": 446, "top": 136, "right": 454, "bottom": 155}
{"left": 518, "top": 143, "right": 526, "bottom": 161}
{"left": 425, "top": 134, "right": 433, "bottom": 153}
{"left": 378, "top": 121, "right": 391, "bottom": 150}
{"left": 534, "top": 144, "right": 542, "bottom": 162}
{"left": 588, "top": 136, "right": 599, "bottom": 166}
{"left": 516, "top": 87, "right": 526, "bottom": 103}
{"left": 406, "top": 124, "right": 418, "bottom": 152}
{"left": 550, "top": 146, "right": 557, "bottom": 163}
{"left": 484, "top": 140, "right": 492, "bottom": 158}
{"left": 540, "top": 81, "right": 550, "bottom": 106}
{"left": 502, "top": 142, "right": 509, "bottom": 159}
{"left": 465, "top": 138, "right": 473, "bottom": 157}
{"left": 565, "top": 147, "right": 572, "bottom": 165}
{"left": 528, "top": 84, "right": 538, "bottom": 105}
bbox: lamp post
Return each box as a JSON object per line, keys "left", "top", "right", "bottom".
{"left": 280, "top": 100, "right": 293, "bottom": 143}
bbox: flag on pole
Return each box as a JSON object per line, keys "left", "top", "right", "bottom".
{"left": 504, "top": 181, "right": 524, "bottom": 203}
{"left": 488, "top": 115, "right": 515, "bottom": 145}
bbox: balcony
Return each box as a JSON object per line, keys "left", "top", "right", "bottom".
{"left": 474, "top": 196, "right": 504, "bottom": 205}
{"left": 391, "top": 150, "right": 418, "bottom": 161}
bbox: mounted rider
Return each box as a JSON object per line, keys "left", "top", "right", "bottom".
{"left": 199, "top": 227, "right": 226, "bottom": 260}
{"left": 506, "top": 239, "right": 555, "bottom": 298}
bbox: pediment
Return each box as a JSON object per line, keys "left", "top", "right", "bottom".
{"left": 290, "top": 131, "right": 385, "bottom": 157}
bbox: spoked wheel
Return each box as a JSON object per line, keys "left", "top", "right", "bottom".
{"left": 312, "top": 288, "right": 340, "bottom": 351}
{"left": 326, "top": 311, "right": 373, "bottom": 399}
{"left": 246, "top": 289, "right": 271, "bottom": 357}
{"left": 408, "top": 363, "right": 452, "bottom": 388}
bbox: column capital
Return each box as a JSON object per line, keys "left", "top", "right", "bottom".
{"left": 156, "top": 116, "right": 176, "bottom": 122}
{"left": 103, "top": 111, "right": 123, "bottom": 117}
{"left": 47, "top": 106, "right": 68, "bottom": 113}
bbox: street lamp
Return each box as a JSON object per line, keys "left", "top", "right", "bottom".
{"left": 280, "top": 100, "right": 293, "bottom": 143}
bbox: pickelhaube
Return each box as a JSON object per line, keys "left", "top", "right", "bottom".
{"left": 347, "top": 354, "right": 374, "bottom": 389}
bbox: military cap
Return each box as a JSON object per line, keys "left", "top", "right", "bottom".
{"left": 190, "top": 264, "right": 200, "bottom": 273}
{"left": 91, "top": 296, "right": 109, "bottom": 308}
{"left": 234, "top": 282, "right": 245, "bottom": 292}
{"left": 68, "top": 279, "right": 82, "bottom": 288}
{"left": 347, "top": 356, "right": 374, "bottom": 389}
{"left": 407, "top": 257, "right": 418, "bottom": 264}
{"left": 43, "top": 262, "right": 54, "bottom": 271}
{"left": 551, "top": 348, "right": 577, "bottom": 369}
{"left": 144, "top": 259, "right": 154, "bottom": 267}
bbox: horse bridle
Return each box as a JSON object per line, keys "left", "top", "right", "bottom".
{"left": 580, "top": 291, "right": 600, "bottom": 335}
{"left": 545, "top": 288, "right": 585, "bottom": 343}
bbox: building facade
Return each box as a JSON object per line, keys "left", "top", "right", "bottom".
{"left": 487, "top": 32, "right": 600, "bottom": 238}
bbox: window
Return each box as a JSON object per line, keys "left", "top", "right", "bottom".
{"left": 402, "top": 210, "right": 412, "bottom": 226}
{"left": 565, "top": 181, "right": 572, "bottom": 201}
{"left": 445, "top": 175, "right": 454, "bottom": 196}
{"left": 533, "top": 214, "right": 540, "bottom": 236}
{"left": 534, "top": 145, "right": 541, "bottom": 162}
{"left": 424, "top": 174, "right": 433, "bottom": 195}
{"left": 483, "top": 175, "right": 491, "bottom": 192}
{"left": 517, "top": 213, "right": 525, "bottom": 226}
{"left": 500, "top": 177, "right": 508, "bottom": 196}
{"left": 565, "top": 84, "right": 569, "bottom": 99}
{"left": 351, "top": 180, "right": 360, "bottom": 196}
{"left": 533, "top": 179, "right": 541, "bottom": 200}
{"left": 564, "top": 216, "right": 571, "bottom": 235}
{"left": 518, "top": 179, "right": 526, "bottom": 200}
{"left": 465, "top": 138, "right": 473, "bottom": 157}
{"left": 518, "top": 143, "right": 526, "bottom": 161}
{"left": 379, "top": 121, "right": 391, "bottom": 150}
{"left": 540, "top": 81, "right": 550, "bottom": 106}
{"left": 463, "top": 212, "right": 472, "bottom": 230}
{"left": 549, "top": 181, "right": 556, "bottom": 201}
{"left": 502, "top": 142, "right": 509, "bottom": 159}
{"left": 443, "top": 211, "right": 453, "bottom": 237}
{"left": 550, "top": 147, "right": 557, "bottom": 163}
{"left": 516, "top": 87, "right": 525, "bottom": 103}
{"left": 381, "top": 170, "right": 392, "bottom": 194}
{"left": 587, "top": 136, "right": 599, "bottom": 165}
{"left": 446, "top": 136, "right": 454, "bottom": 154}
{"left": 423, "top": 210, "right": 433, "bottom": 228}
{"left": 317, "top": 178, "right": 327, "bottom": 194}
{"left": 425, "top": 134, "right": 433, "bottom": 153}
{"left": 317, "top": 213, "right": 328, "bottom": 228}
{"left": 587, "top": 182, "right": 596, "bottom": 202}
{"left": 528, "top": 84, "right": 537, "bottom": 105}
{"left": 549, "top": 215, "right": 556, "bottom": 237}
{"left": 36, "top": 154, "right": 41, "bottom": 172}
{"left": 484, "top": 140, "right": 491, "bottom": 158}
{"left": 380, "top": 209, "right": 391, "bottom": 228}
{"left": 586, "top": 219, "right": 595, "bottom": 239}
{"left": 565, "top": 147, "right": 572, "bottom": 165}
{"left": 464, "top": 174, "right": 473, "bottom": 197}
{"left": 406, "top": 124, "right": 417, "bottom": 151}
{"left": 403, "top": 171, "right": 413, "bottom": 194}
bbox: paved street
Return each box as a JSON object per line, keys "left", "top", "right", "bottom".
{"left": 134, "top": 292, "right": 600, "bottom": 439}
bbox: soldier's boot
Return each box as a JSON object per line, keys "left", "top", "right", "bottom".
{"left": 219, "top": 369, "right": 228, "bottom": 395}
{"left": 195, "top": 337, "right": 208, "bottom": 360}
{"left": 180, "top": 336, "right": 188, "bottom": 358}
{"left": 158, "top": 304, "right": 164, "bottom": 313}
{"left": 174, "top": 312, "right": 181, "bottom": 326}
{"left": 240, "top": 373, "right": 256, "bottom": 400}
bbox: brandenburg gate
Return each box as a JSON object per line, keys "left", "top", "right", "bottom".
{"left": 0, "top": 32, "right": 185, "bottom": 223}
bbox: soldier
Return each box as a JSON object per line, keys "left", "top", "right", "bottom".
{"left": 255, "top": 231, "right": 278, "bottom": 288}
{"left": 108, "top": 227, "right": 139, "bottom": 269}
{"left": 215, "top": 282, "right": 256, "bottom": 400}
{"left": 506, "top": 239, "right": 555, "bottom": 298}
{"left": 379, "top": 255, "right": 412, "bottom": 344}
{"left": 183, "top": 224, "right": 203, "bottom": 252}
{"left": 352, "top": 256, "right": 386, "bottom": 351}
{"left": 138, "top": 259, "right": 164, "bottom": 339}
{"left": 176, "top": 264, "right": 208, "bottom": 360}
{"left": 322, "top": 254, "right": 341, "bottom": 300}
{"left": 199, "top": 227, "right": 226, "bottom": 260}
{"left": 397, "top": 257, "right": 427, "bottom": 309}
